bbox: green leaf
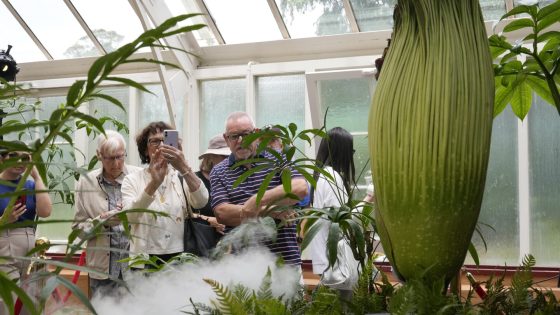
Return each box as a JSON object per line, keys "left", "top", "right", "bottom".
{"left": 501, "top": 5, "right": 537, "bottom": 20}
{"left": 537, "top": 9, "right": 560, "bottom": 32}
{"left": 288, "top": 123, "right": 297, "bottom": 137}
{"left": 326, "top": 222, "right": 341, "bottom": 268}
{"left": 537, "top": 0, "right": 560, "bottom": 20}
{"left": 73, "top": 112, "right": 105, "bottom": 135}
{"left": 104, "top": 77, "right": 153, "bottom": 94}
{"left": 536, "top": 30, "right": 560, "bottom": 43}
{"left": 503, "top": 18, "right": 534, "bottom": 33}
{"left": 489, "top": 35, "right": 513, "bottom": 56}
{"left": 494, "top": 83, "right": 515, "bottom": 117}
{"left": 90, "top": 93, "right": 126, "bottom": 112}
{"left": 280, "top": 168, "right": 292, "bottom": 195}
{"left": 0, "top": 272, "right": 39, "bottom": 315}
{"left": 468, "top": 243, "right": 480, "bottom": 266}
{"left": 301, "top": 220, "right": 328, "bottom": 251}
{"left": 231, "top": 164, "right": 270, "bottom": 189}
{"left": 526, "top": 75, "right": 555, "bottom": 105}
{"left": 256, "top": 171, "right": 277, "bottom": 205}
{"left": 510, "top": 78, "right": 533, "bottom": 120}
{"left": 66, "top": 80, "right": 85, "bottom": 107}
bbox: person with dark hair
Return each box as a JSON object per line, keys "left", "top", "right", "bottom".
{"left": 0, "top": 143, "right": 52, "bottom": 282}
{"left": 121, "top": 122, "right": 208, "bottom": 268}
{"left": 72, "top": 130, "right": 141, "bottom": 297}
{"left": 307, "top": 127, "right": 357, "bottom": 287}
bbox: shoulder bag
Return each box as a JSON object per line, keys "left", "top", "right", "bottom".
{"left": 179, "top": 176, "right": 221, "bottom": 257}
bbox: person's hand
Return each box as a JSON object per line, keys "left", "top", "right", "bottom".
{"left": 148, "top": 148, "right": 168, "bottom": 184}
{"left": 206, "top": 216, "right": 226, "bottom": 235}
{"left": 160, "top": 145, "right": 194, "bottom": 176}
{"left": 269, "top": 209, "right": 297, "bottom": 226}
{"left": 6, "top": 203, "right": 27, "bottom": 223}
{"left": 242, "top": 195, "right": 259, "bottom": 218}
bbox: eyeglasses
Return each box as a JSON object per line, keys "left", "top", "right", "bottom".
{"left": 225, "top": 131, "right": 254, "bottom": 142}
{"left": 148, "top": 138, "right": 164, "bottom": 147}
{"left": 101, "top": 154, "right": 127, "bottom": 161}
{"left": 6, "top": 152, "right": 31, "bottom": 162}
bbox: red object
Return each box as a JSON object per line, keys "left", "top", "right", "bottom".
{"left": 466, "top": 272, "right": 487, "bottom": 299}
{"left": 15, "top": 251, "right": 86, "bottom": 315}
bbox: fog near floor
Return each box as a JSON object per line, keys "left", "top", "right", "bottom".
{"left": 91, "top": 247, "right": 301, "bottom": 314}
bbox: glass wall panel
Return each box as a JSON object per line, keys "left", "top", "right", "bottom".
{"left": 467, "top": 109, "right": 519, "bottom": 265}
{"left": 199, "top": 79, "right": 246, "bottom": 153}
{"left": 72, "top": 0, "right": 147, "bottom": 53}
{"left": 317, "top": 77, "right": 375, "bottom": 198}
{"left": 513, "top": 0, "right": 556, "bottom": 9}
{"left": 10, "top": 0, "right": 96, "bottom": 59}
{"left": 0, "top": 96, "right": 38, "bottom": 142}
{"left": 480, "top": 0, "right": 507, "bottom": 21}
{"left": 349, "top": 0, "right": 395, "bottom": 32}
{"left": 0, "top": 4, "right": 46, "bottom": 62}
{"left": 87, "top": 87, "right": 130, "bottom": 164}
{"left": 528, "top": 98, "right": 560, "bottom": 266}
{"left": 138, "top": 84, "right": 169, "bottom": 130}
{"left": 276, "top": 0, "right": 350, "bottom": 37}
{"left": 204, "top": 0, "right": 282, "bottom": 44}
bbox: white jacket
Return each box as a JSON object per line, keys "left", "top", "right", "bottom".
{"left": 121, "top": 168, "right": 208, "bottom": 257}
{"left": 307, "top": 166, "right": 348, "bottom": 274}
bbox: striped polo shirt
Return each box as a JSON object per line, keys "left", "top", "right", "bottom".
{"left": 210, "top": 151, "right": 302, "bottom": 266}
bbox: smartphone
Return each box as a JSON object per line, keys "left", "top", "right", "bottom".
{"left": 163, "top": 130, "right": 179, "bottom": 148}
{"left": 17, "top": 195, "right": 26, "bottom": 205}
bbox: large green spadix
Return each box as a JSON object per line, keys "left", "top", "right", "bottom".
{"left": 369, "top": 0, "right": 494, "bottom": 283}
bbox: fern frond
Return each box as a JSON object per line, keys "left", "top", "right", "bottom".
{"left": 203, "top": 278, "right": 245, "bottom": 315}
{"left": 257, "top": 267, "right": 273, "bottom": 300}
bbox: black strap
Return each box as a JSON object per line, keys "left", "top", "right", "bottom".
{"left": 178, "top": 175, "right": 194, "bottom": 219}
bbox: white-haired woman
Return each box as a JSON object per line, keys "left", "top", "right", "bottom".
{"left": 73, "top": 130, "right": 142, "bottom": 297}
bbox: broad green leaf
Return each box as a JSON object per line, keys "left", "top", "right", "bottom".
{"left": 537, "top": 0, "right": 560, "bottom": 20}
{"left": 537, "top": 9, "right": 560, "bottom": 32}
{"left": 256, "top": 171, "right": 277, "bottom": 205}
{"left": 90, "top": 93, "right": 125, "bottom": 112}
{"left": 300, "top": 219, "right": 325, "bottom": 251}
{"left": 105, "top": 77, "right": 152, "bottom": 94}
{"left": 288, "top": 123, "right": 297, "bottom": 137}
{"left": 293, "top": 165, "right": 316, "bottom": 188}
{"left": 232, "top": 164, "right": 270, "bottom": 189}
{"left": 0, "top": 272, "right": 39, "bottom": 315}
{"left": 501, "top": 5, "right": 536, "bottom": 20}
{"left": 281, "top": 168, "right": 292, "bottom": 195}
{"left": 510, "top": 78, "right": 533, "bottom": 120}
{"left": 326, "top": 222, "right": 341, "bottom": 268}
{"left": 494, "top": 84, "right": 515, "bottom": 117}
{"left": 503, "top": 18, "right": 534, "bottom": 33}
{"left": 73, "top": 112, "right": 105, "bottom": 135}
{"left": 536, "top": 30, "right": 560, "bottom": 43}
{"left": 66, "top": 80, "right": 85, "bottom": 107}
{"left": 526, "top": 75, "right": 555, "bottom": 105}
{"left": 285, "top": 145, "right": 296, "bottom": 162}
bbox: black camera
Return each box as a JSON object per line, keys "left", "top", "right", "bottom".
{"left": 0, "top": 45, "right": 19, "bottom": 82}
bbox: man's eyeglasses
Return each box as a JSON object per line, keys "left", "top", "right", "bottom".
{"left": 101, "top": 154, "right": 127, "bottom": 161}
{"left": 225, "top": 131, "right": 254, "bottom": 142}
{"left": 6, "top": 152, "right": 31, "bottom": 162}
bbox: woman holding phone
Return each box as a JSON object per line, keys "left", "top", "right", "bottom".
{"left": 122, "top": 121, "right": 208, "bottom": 268}
{"left": 0, "top": 142, "right": 52, "bottom": 283}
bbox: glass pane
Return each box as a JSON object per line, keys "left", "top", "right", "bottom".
{"left": 479, "top": 0, "right": 507, "bottom": 21}
{"left": 276, "top": 0, "right": 351, "bottom": 38}
{"left": 318, "top": 78, "right": 375, "bottom": 132}
{"left": 138, "top": 84, "right": 171, "bottom": 130}
{"left": 87, "top": 87, "right": 130, "bottom": 162}
{"left": 349, "top": 0, "right": 395, "bottom": 32}
{"left": 0, "top": 4, "right": 46, "bottom": 62}
{"left": 37, "top": 144, "right": 75, "bottom": 241}
{"left": 9, "top": 0, "right": 98, "bottom": 59}
{"left": 204, "top": 0, "right": 282, "bottom": 44}
{"left": 0, "top": 96, "right": 38, "bottom": 142}
{"left": 528, "top": 98, "right": 560, "bottom": 266}
{"left": 353, "top": 133, "right": 370, "bottom": 199}
{"left": 72, "top": 0, "right": 146, "bottom": 53}
{"left": 199, "top": 78, "right": 245, "bottom": 152}
{"left": 513, "top": 0, "right": 556, "bottom": 10}
{"left": 467, "top": 110, "right": 519, "bottom": 265}
{"left": 164, "top": 0, "right": 218, "bottom": 47}
{"left": 255, "top": 74, "right": 305, "bottom": 133}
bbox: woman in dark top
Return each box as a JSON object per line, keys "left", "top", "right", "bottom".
{"left": 193, "top": 135, "right": 229, "bottom": 235}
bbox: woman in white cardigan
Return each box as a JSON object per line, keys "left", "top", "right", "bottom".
{"left": 122, "top": 122, "right": 208, "bottom": 268}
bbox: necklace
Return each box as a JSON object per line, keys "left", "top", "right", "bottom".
{"left": 157, "top": 175, "right": 170, "bottom": 203}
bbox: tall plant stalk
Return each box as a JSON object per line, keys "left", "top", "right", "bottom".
{"left": 369, "top": 0, "right": 494, "bottom": 284}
